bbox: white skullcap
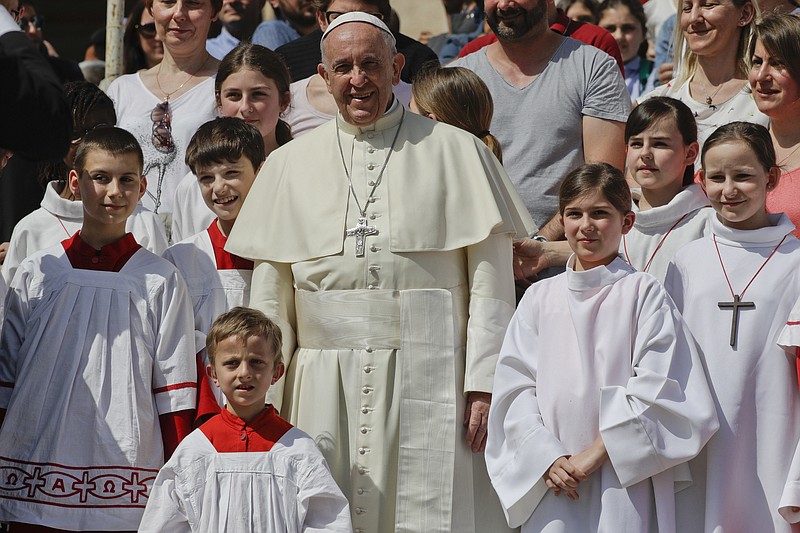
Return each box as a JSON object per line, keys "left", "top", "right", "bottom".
{"left": 321, "top": 11, "right": 396, "bottom": 47}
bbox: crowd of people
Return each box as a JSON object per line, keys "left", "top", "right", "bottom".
{"left": 2, "top": 0, "right": 800, "bottom": 531}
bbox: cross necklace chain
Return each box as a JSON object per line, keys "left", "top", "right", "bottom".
{"left": 336, "top": 107, "right": 405, "bottom": 257}
{"left": 713, "top": 233, "right": 786, "bottom": 347}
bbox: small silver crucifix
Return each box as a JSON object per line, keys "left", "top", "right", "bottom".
{"left": 346, "top": 216, "right": 378, "bottom": 257}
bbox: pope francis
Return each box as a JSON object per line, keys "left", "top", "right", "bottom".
{"left": 226, "top": 12, "right": 534, "bottom": 533}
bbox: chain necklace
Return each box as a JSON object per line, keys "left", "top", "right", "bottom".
{"left": 713, "top": 233, "right": 786, "bottom": 347}
{"left": 155, "top": 54, "right": 210, "bottom": 101}
{"left": 335, "top": 107, "right": 405, "bottom": 257}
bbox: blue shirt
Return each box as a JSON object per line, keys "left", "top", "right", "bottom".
{"left": 252, "top": 19, "right": 301, "bottom": 50}
{"left": 206, "top": 27, "right": 240, "bottom": 60}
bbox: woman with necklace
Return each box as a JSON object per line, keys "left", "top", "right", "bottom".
{"left": 749, "top": 13, "right": 800, "bottom": 239}
{"left": 638, "top": 0, "right": 768, "bottom": 157}
{"left": 107, "top": 0, "right": 220, "bottom": 230}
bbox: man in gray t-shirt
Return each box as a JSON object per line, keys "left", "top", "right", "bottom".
{"left": 451, "top": 0, "right": 630, "bottom": 236}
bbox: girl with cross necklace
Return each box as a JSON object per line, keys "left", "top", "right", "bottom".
{"left": 663, "top": 121, "right": 800, "bottom": 532}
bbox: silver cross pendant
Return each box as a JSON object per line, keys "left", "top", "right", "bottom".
{"left": 346, "top": 216, "right": 379, "bottom": 257}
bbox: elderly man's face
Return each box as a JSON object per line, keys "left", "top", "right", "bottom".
{"left": 319, "top": 22, "right": 403, "bottom": 127}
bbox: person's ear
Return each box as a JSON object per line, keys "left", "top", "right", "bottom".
{"left": 685, "top": 141, "right": 700, "bottom": 167}
{"left": 766, "top": 166, "right": 780, "bottom": 192}
{"left": 698, "top": 169, "right": 707, "bottom": 194}
{"left": 68, "top": 169, "right": 82, "bottom": 200}
{"left": 206, "top": 363, "right": 219, "bottom": 387}
{"left": 739, "top": 2, "right": 755, "bottom": 26}
{"left": 271, "top": 362, "right": 285, "bottom": 384}
{"left": 318, "top": 63, "right": 332, "bottom": 94}
{"left": 427, "top": 112, "right": 438, "bottom": 121}
{"left": 138, "top": 175, "right": 147, "bottom": 201}
{"left": 391, "top": 52, "right": 404, "bottom": 86}
{"left": 621, "top": 211, "right": 636, "bottom": 235}
{"left": 280, "top": 90, "right": 290, "bottom": 114}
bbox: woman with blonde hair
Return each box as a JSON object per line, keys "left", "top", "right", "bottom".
{"left": 411, "top": 65, "right": 503, "bottom": 163}
{"left": 639, "top": 0, "right": 767, "bottom": 153}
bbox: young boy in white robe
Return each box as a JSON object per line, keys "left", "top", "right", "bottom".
{"left": 621, "top": 97, "right": 712, "bottom": 281}
{"left": 163, "top": 117, "right": 266, "bottom": 421}
{"left": 664, "top": 121, "right": 800, "bottom": 532}
{"left": 0, "top": 127, "right": 197, "bottom": 531}
{"left": 487, "top": 163, "right": 719, "bottom": 533}
{"left": 139, "top": 307, "right": 353, "bottom": 532}
{"left": 1, "top": 81, "right": 167, "bottom": 284}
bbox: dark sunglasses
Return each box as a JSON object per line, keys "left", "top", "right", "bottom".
{"left": 135, "top": 22, "right": 156, "bottom": 39}
{"left": 19, "top": 14, "right": 43, "bottom": 31}
{"left": 325, "top": 10, "right": 384, "bottom": 24}
{"left": 151, "top": 101, "right": 174, "bottom": 154}
{"left": 9, "top": 8, "right": 20, "bottom": 22}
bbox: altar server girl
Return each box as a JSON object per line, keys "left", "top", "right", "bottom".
{"left": 664, "top": 121, "right": 800, "bottom": 532}
{"left": 622, "top": 96, "right": 712, "bottom": 281}
{"left": 487, "top": 162, "right": 718, "bottom": 532}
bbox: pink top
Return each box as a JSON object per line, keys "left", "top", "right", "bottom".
{"left": 767, "top": 167, "right": 800, "bottom": 238}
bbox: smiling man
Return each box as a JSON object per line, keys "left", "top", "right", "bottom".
{"left": 227, "top": 12, "right": 534, "bottom": 532}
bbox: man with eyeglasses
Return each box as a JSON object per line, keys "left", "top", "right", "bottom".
{"left": 252, "top": 0, "right": 318, "bottom": 50}
{"left": 273, "top": 0, "right": 438, "bottom": 84}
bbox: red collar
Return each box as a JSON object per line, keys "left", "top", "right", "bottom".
{"left": 551, "top": 8, "right": 579, "bottom": 36}
{"left": 207, "top": 220, "right": 254, "bottom": 271}
{"left": 199, "top": 405, "right": 293, "bottom": 453}
{"left": 62, "top": 232, "right": 141, "bottom": 272}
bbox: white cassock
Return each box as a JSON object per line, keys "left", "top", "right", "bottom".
{"left": 620, "top": 184, "right": 712, "bottom": 281}
{"left": 170, "top": 172, "right": 215, "bottom": 244}
{"left": 487, "top": 256, "right": 718, "bottom": 532}
{"left": 0, "top": 239, "right": 197, "bottom": 530}
{"left": 778, "top": 303, "right": 800, "bottom": 525}
{"left": 163, "top": 220, "right": 253, "bottom": 408}
{"left": 664, "top": 214, "right": 800, "bottom": 532}
{"left": 139, "top": 406, "right": 353, "bottom": 532}
{"left": 1, "top": 181, "right": 168, "bottom": 283}
{"left": 226, "top": 102, "right": 535, "bottom": 533}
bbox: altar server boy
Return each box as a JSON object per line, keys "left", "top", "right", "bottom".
{"left": 163, "top": 117, "right": 268, "bottom": 419}
{"left": 139, "top": 307, "right": 353, "bottom": 532}
{"left": 0, "top": 128, "right": 197, "bottom": 531}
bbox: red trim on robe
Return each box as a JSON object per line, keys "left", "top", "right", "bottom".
{"left": 199, "top": 406, "right": 292, "bottom": 453}
{"left": 61, "top": 232, "right": 142, "bottom": 272}
{"left": 160, "top": 410, "right": 194, "bottom": 460}
{"left": 8, "top": 523, "right": 135, "bottom": 533}
{"left": 788, "top": 321, "right": 800, "bottom": 326}
{"left": 207, "top": 220, "right": 254, "bottom": 271}
{"left": 153, "top": 382, "right": 197, "bottom": 394}
{"left": 195, "top": 354, "right": 222, "bottom": 424}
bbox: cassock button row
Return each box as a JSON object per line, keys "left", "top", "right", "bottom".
{"left": 368, "top": 147, "right": 375, "bottom": 153}
{"left": 359, "top": 467, "right": 367, "bottom": 475}
{"left": 364, "top": 366, "right": 372, "bottom": 374}
{"left": 365, "top": 346, "right": 373, "bottom": 352}
{"left": 367, "top": 164, "right": 375, "bottom": 170}
{"left": 370, "top": 245, "right": 379, "bottom": 252}
{"left": 368, "top": 180, "right": 375, "bottom": 186}
{"left": 369, "top": 214, "right": 377, "bottom": 220}
{"left": 362, "top": 386, "right": 371, "bottom": 394}
{"left": 358, "top": 447, "right": 367, "bottom": 455}
{"left": 361, "top": 407, "right": 369, "bottom": 414}
{"left": 368, "top": 285, "right": 377, "bottom": 290}
{"left": 361, "top": 427, "right": 368, "bottom": 434}
{"left": 355, "top": 507, "right": 366, "bottom": 515}
{"left": 357, "top": 488, "right": 365, "bottom": 495}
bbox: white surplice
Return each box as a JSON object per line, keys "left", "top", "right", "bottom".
{"left": 664, "top": 214, "right": 800, "bottom": 532}
{"left": 139, "top": 407, "right": 352, "bottom": 533}
{"left": 170, "top": 171, "right": 215, "bottom": 245}
{"left": 1, "top": 182, "right": 169, "bottom": 283}
{"left": 163, "top": 223, "right": 252, "bottom": 407}
{"left": 488, "top": 256, "right": 718, "bottom": 532}
{"left": 226, "top": 103, "right": 535, "bottom": 532}
{"left": 0, "top": 245, "right": 197, "bottom": 530}
{"left": 621, "top": 184, "right": 712, "bottom": 281}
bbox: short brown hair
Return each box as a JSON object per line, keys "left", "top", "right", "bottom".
{"left": 558, "top": 163, "right": 632, "bottom": 216}
{"left": 73, "top": 127, "right": 143, "bottom": 176}
{"left": 185, "top": 117, "right": 266, "bottom": 175}
{"left": 312, "top": 0, "right": 391, "bottom": 21}
{"left": 206, "top": 307, "right": 283, "bottom": 365}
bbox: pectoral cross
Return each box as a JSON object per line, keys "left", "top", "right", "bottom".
{"left": 718, "top": 294, "right": 755, "bottom": 348}
{"left": 346, "top": 217, "right": 378, "bottom": 257}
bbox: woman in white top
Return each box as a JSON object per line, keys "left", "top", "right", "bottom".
{"left": 107, "top": 0, "right": 220, "bottom": 223}
{"left": 639, "top": 0, "right": 767, "bottom": 153}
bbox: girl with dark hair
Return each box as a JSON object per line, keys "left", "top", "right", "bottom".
{"left": 171, "top": 43, "right": 293, "bottom": 242}
{"left": 621, "top": 96, "right": 711, "bottom": 280}
{"left": 664, "top": 121, "right": 800, "bottom": 533}
{"left": 488, "top": 162, "right": 717, "bottom": 532}
{"left": 598, "top": 0, "right": 656, "bottom": 100}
